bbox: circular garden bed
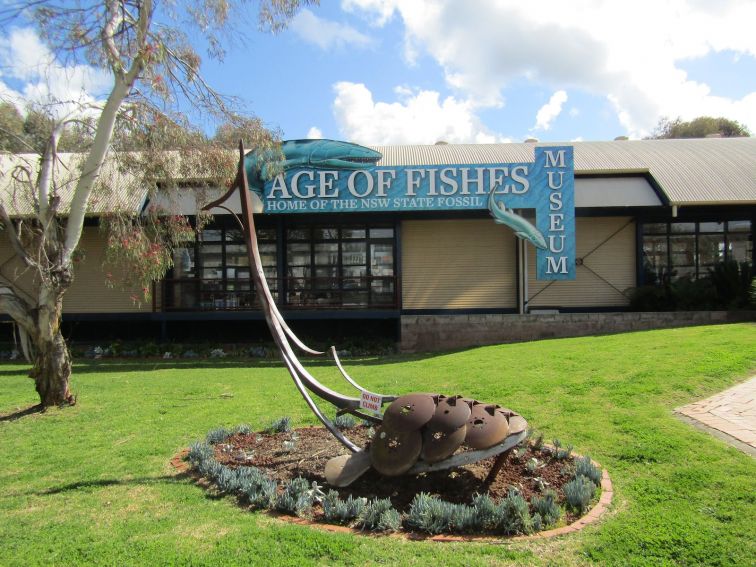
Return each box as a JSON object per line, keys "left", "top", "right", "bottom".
{"left": 179, "top": 419, "right": 611, "bottom": 539}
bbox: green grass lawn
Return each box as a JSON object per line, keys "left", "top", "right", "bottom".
{"left": 1, "top": 323, "right": 755, "bottom": 566}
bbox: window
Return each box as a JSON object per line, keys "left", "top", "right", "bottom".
{"left": 165, "top": 225, "right": 276, "bottom": 310}
{"left": 642, "top": 220, "right": 752, "bottom": 283}
{"left": 285, "top": 224, "right": 396, "bottom": 308}
{"left": 163, "top": 221, "right": 397, "bottom": 310}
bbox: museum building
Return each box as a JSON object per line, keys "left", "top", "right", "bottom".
{"left": 1, "top": 137, "right": 754, "bottom": 350}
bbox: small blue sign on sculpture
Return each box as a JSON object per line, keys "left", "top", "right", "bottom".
{"left": 249, "top": 140, "right": 575, "bottom": 280}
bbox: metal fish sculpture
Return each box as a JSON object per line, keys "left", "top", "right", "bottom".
{"left": 203, "top": 141, "right": 529, "bottom": 488}
{"left": 488, "top": 188, "right": 548, "bottom": 249}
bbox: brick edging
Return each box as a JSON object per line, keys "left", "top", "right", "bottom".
{"left": 170, "top": 450, "right": 613, "bottom": 542}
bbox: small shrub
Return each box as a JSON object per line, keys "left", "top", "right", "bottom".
{"left": 187, "top": 441, "right": 213, "bottom": 467}
{"left": 531, "top": 431, "right": 544, "bottom": 451}
{"left": 265, "top": 416, "right": 292, "bottom": 434}
{"left": 405, "top": 493, "right": 477, "bottom": 534}
{"left": 628, "top": 283, "right": 673, "bottom": 311}
{"left": 322, "top": 491, "right": 367, "bottom": 525}
{"left": 496, "top": 488, "right": 533, "bottom": 535}
{"left": 356, "top": 498, "right": 397, "bottom": 531}
{"left": 532, "top": 476, "right": 550, "bottom": 492}
{"left": 526, "top": 457, "right": 539, "bottom": 474}
{"left": 406, "top": 492, "right": 443, "bottom": 534}
{"left": 245, "top": 478, "right": 277, "bottom": 510}
{"left": 564, "top": 475, "right": 596, "bottom": 514}
{"left": 531, "top": 489, "right": 561, "bottom": 528}
{"left": 333, "top": 414, "right": 357, "bottom": 430}
{"left": 377, "top": 508, "right": 402, "bottom": 532}
{"left": 197, "top": 458, "right": 223, "bottom": 479}
{"left": 206, "top": 427, "right": 232, "bottom": 445}
{"left": 234, "top": 423, "right": 251, "bottom": 435}
{"left": 709, "top": 260, "right": 753, "bottom": 307}
{"left": 470, "top": 493, "right": 498, "bottom": 531}
{"left": 555, "top": 444, "right": 573, "bottom": 461}
{"left": 215, "top": 466, "right": 241, "bottom": 493}
{"left": 575, "top": 455, "right": 602, "bottom": 486}
{"left": 276, "top": 477, "right": 314, "bottom": 518}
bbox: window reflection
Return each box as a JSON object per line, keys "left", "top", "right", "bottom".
{"left": 642, "top": 220, "right": 752, "bottom": 283}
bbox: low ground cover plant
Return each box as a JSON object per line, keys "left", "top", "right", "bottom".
{"left": 186, "top": 421, "right": 603, "bottom": 537}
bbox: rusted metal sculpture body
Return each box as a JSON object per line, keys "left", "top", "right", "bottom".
{"left": 203, "top": 142, "right": 528, "bottom": 485}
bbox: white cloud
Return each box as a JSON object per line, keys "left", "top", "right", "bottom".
{"left": 0, "top": 27, "right": 111, "bottom": 118}
{"left": 306, "top": 126, "right": 323, "bottom": 139}
{"left": 345, "top": 0, "right": 756, "bottom": 137}
{"left": 341, "top": 0, "right": 399, "bottom": 26}
{"left": 332, "top": 81, "right": 508, "bottom": 145}
{"left": 290, "top": 9, "right": 373, "bottom": 50}
{"left": 533, "top": 90, "right": 567, "bottom": 131}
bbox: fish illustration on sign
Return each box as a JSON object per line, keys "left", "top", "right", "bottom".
{"left": 487, "top": 187, "right": 547, "bottom": 249}
{"left": 245, "top": 139, "right": 383, "bottom": 194}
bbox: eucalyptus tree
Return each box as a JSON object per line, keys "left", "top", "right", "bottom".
{"left": 0, "top": 0, "right": 314, "bottom": 407}
{"left": 650, "top": 116, "right": 751, "bottom": 139}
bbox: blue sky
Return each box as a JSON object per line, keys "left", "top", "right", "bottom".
{"left": 2, "top": 1, "right": 756, "bottom": 145}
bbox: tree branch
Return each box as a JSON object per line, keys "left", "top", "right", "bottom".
{"left": 102, "top": 0, "right": 125, "bottom": 78}
{"left": 0, "top": 285, "right": 35, "bottom": 335}
{"left": 0, "top": 202, "right": 32, "bottom": 267}
{"left": 36, "top": 126, "right": 58, "bottom": 222}
{"left": 64, "top": 0, "right": 153, "bottom": 265}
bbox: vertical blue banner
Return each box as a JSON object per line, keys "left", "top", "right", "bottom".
{"left": 533, "top": 147, "right": 575, "bottom": 280}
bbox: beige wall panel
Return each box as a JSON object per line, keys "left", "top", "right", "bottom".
{"left": 402, "top": 219, "right": 516, "bottom": 309}
{"left": 527, "top": 217, "right": 635, "bottom": 308}
{"left": 63, "top": 227, "right": 151, "bottom": 313}
{"left": 0, "top": 228, "right": 149, "bottom": 313}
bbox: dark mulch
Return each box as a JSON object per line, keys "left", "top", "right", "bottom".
{"left": 214, "top": 426, "right": 579, "bottom": 520}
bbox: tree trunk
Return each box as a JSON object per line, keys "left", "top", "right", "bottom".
{"left": 30, "top": 329, "right": 74, "bottom": 407}
{"left": 28, "top": 277, "right": 75, "bottom": 408}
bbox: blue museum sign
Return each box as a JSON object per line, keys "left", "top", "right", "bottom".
{"left": 248, "top": 140, "right": 575, "bottom": 280}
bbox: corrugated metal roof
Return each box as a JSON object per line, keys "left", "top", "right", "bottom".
{"left": 372, "top": 138, "right": 756, "bottom": 205}
{"left": 2, "top": 138, "right": 754, "bottom": 215}
{"left": 0, "top": 152, "right": 148, "bottom": 217}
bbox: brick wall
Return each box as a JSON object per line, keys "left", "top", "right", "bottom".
{"left": 400, "top": 311, "right": 756, "bottom": 352}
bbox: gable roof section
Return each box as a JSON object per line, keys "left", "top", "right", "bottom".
{"left": 0, "top": 152, "right": 148, "bottom": 217}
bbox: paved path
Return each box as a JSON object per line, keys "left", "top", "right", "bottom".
{"left": 676, "top": 376, "right": 756, "bottom": 456}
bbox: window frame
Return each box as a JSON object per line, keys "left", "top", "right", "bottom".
{"left": 641, "top": 219, "right": 753, "bottom": 284}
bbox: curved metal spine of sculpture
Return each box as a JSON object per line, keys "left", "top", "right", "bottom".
{"left": 204, "top": 142, "right": 397, "bottom": 453}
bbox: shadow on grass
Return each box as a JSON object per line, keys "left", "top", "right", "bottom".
{"left": 35, "top": 473, "right": 222, "bottom": 494}
{"left": 37, "top": 474, "right": 230, "bottom": 502}
{"left": 0, "top": 404, "right": 45, "bottom": 422}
